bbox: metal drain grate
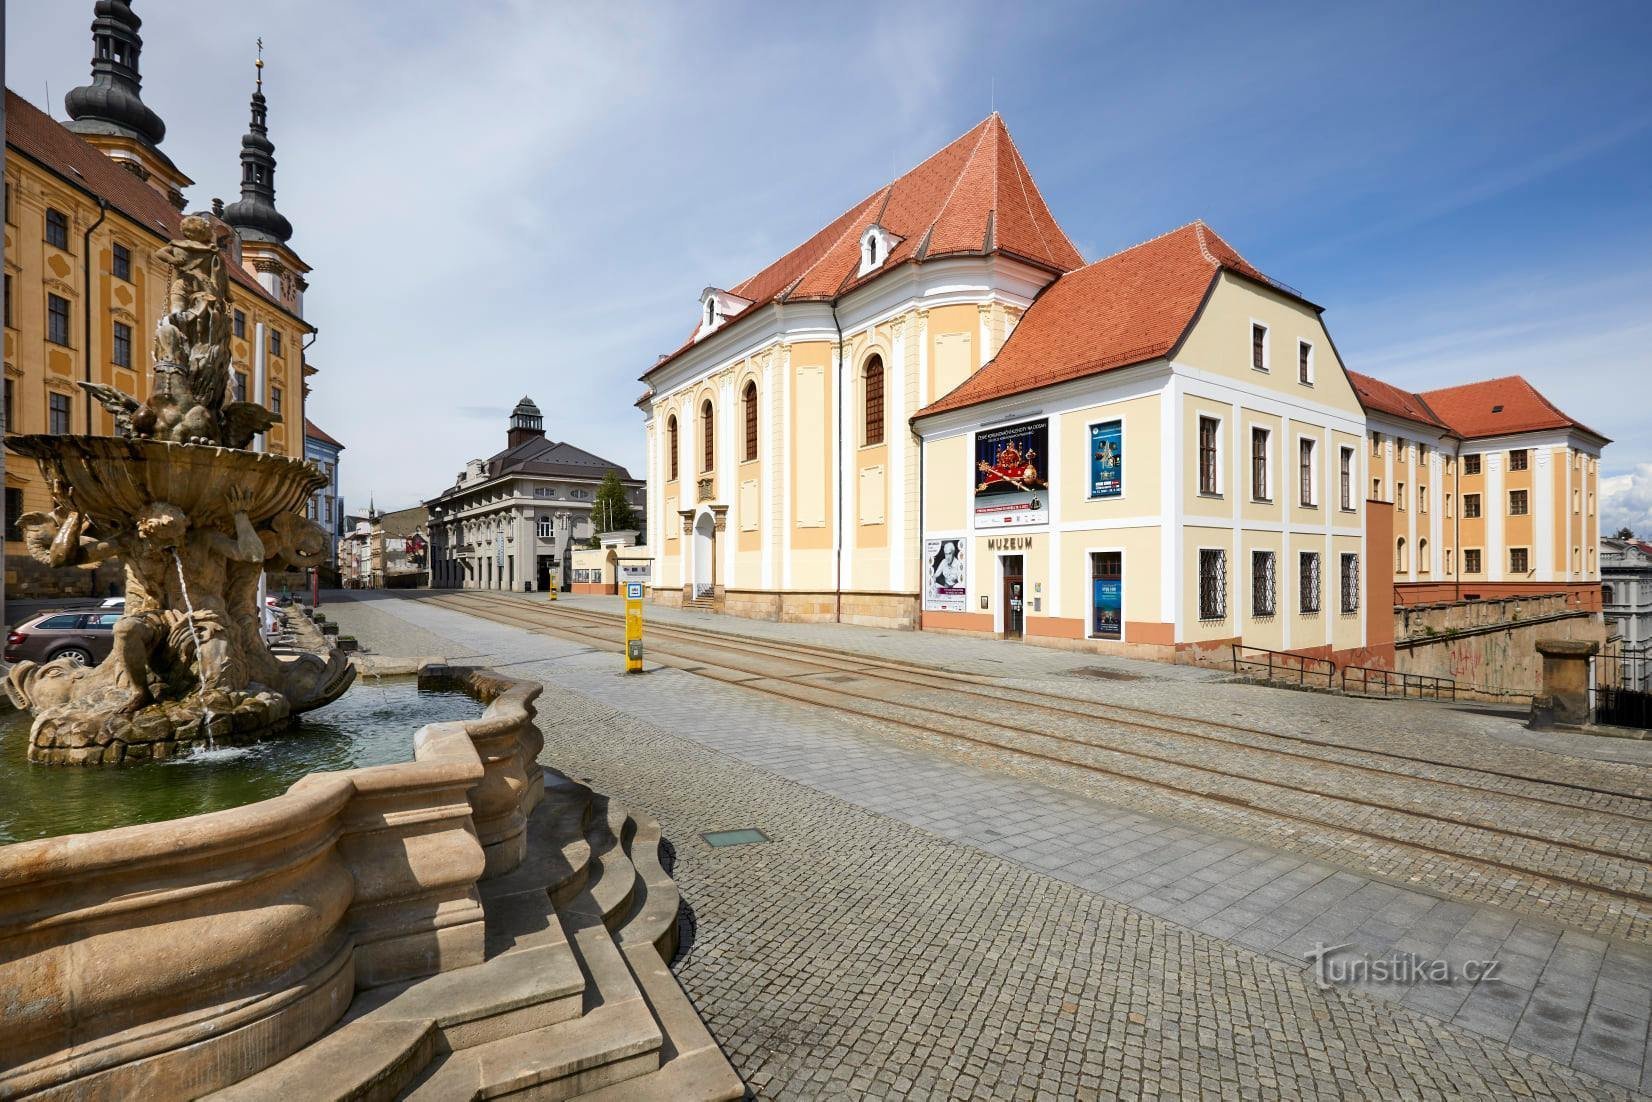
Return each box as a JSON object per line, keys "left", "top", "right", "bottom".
{"left": 701, "top": 828, "right": 771, "bottom": 848}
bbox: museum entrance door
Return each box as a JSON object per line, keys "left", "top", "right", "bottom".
{"left": 693, "top": 511, "right": 716, "bottom": 599}
{"left": 1002, "top": 555, "right": 1024, "bottom": 639}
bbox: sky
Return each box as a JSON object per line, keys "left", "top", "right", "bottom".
{"left": 8, "top": 1, "right": 1652, "bottom": 533}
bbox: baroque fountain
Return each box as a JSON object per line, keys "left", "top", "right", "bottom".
{"left": 5, "top": 213, "right": 352, "bottom": 764}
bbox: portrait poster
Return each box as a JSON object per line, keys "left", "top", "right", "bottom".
{"left": 923, "top": 537, "right": 966, "bottom": 612}
{"left": 973, "top": 419, "right": 1049, "bottom": 528}
{"left": 1090, "top": 420, "right": 1122, "bottom": 499}
{"left": 1092, "top": 576, "right": 1122, "bottom": 639}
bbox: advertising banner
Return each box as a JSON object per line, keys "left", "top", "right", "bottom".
{"left": 1092, "top": 575, "right": 1122, "bottom": 639}
{"left": 973, "top": 419, "right": 1049, "bottom": 528}
{"left": 923, "top": 538, "right": 967, "bottom": 612}
{"left": 1089, "top": 420, "right": 1122, "bottom": 499}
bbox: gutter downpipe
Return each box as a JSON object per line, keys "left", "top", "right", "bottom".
{"left": 81, "top": 197, "right": 108, "bottom": 433}
{"left": 831, "top": 302, "right": 844, "bottom": 623}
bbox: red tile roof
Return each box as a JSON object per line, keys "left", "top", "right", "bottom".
{"left": 4, "top": 89, "right": 303, "bottom": 324}
{"left": 1347, "top": 371, "right": 1448, "bottom": 430}
{"left": 304, "top": 418, "right": 344, "bottom": 450}
{"left": 916, "top": 221, "right": 1277, "bottom": 418}
{"left": 647, "top": 114, "right": 1083, "bottom": 379}
{"left": 1420, "top": 375, "right": 1607, "bottom": 441}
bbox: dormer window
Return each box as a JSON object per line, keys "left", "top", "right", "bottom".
{"left": 704, "top": 299, "right": 717, "bottom": 329}
{"left": 857, "top": 223, "right": 901, "bottom": 278}
{"left": 695, "top": 287, "right": 752, "bottom": 340}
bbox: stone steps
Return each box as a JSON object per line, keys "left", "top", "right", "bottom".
{"left": 208, "top": 777, "right": 742, "bottom": 1102}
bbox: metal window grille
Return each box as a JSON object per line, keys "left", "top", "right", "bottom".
{"left": 1199, "top": 549, "right": 1227, "bottom": 620}
{"left": 864, "top": 357, "right": 884, "bottom": 446}
{"left": 743, "top": 382, "right": 758, "bottom": 461}
{"left": 1340, "top": 553, "right": 1359, "bottom": 613}
{"left": 1252, "top": 550, "right": 1276, "bottom": 617}
{"left": 1199, "top": 417, "right": 1218, "bottom": 494}
{"left": 1299, "top": 551, "right": 1321, "bottom": 613}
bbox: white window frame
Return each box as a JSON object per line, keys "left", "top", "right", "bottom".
{"left": 1338, "top": 446, "right": 1355, "bottom": 511}
{"left": 1197, "top": 413, "right": 1224, "bottom": 497}
{"left": 1297, "top": 339, "right": 1315, "bottom": 386}
{"left": 1249, "top": 319, "right": 1270, "bottom": 373}
{"left": 1197, "top": 546, "right": 1228, "bottom": 622}
{"left": 1296, "top": 434, "right": 1318, "bottom": 508}
{"left": 1299, "top": 550, "right": 1322, "bottom": 615}
{"left": 1251, "top": 548, "right": 1277, "bottom": 619}
{"left": 1339, "top": 553, "right": 1360, "bottom": 615}
{"left": 1086, "top": 546, "right": 1126, "bottom": 642}
{"left": 1248, "top": 422, "right": 1272, "bottom": 503}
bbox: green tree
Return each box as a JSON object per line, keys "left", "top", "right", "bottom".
{"left": 587, "top": 470, "right": 637, "bottom": 548}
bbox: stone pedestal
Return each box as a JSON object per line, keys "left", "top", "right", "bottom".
{"left": 1529, "top": 638, "right": 1599, "bottom": 729}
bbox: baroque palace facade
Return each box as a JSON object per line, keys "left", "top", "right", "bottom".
{"left": 640, "top": 114, "right": 1608, "bottom": 666}
{"left": 4, "top": 2, "right": 318, "bottom": 597}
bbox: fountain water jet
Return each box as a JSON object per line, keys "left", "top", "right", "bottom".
{"left": 5, "top": 213, "right": 353, "bottom": 764}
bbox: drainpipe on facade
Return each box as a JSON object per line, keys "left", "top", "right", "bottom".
{"left": 81, "top": 197, "right": 108, "bottom": 434}
{"left": 831, "top": 302, "right": 845, "bottom": 623}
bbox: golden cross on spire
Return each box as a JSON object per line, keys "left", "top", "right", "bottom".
{"left": 255, "top": 37, "right": 264, "bottom": 91}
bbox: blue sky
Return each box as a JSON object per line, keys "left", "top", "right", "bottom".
{"left": 9, "top": 2, "right": 1651, "bottom": 530}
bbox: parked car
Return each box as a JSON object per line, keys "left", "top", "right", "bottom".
{"left": 4, "top": 609, "right": 122, "bottom": 667}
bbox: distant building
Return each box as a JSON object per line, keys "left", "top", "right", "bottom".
{"left": 304, "top": 419, "right": 345, "bottom": 572}
{"left": 338, "top": 505, "right": 429, "bottom": 589}
{"left": 1601, "top": 537, "right": 1652, "bottom": 690}
{"left": 427, "top": 398, "right": 644, "bottom": 592}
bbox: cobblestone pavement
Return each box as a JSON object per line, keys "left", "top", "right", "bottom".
{"left": 328, "top": 592, "right": 1652, "bottom": 1096}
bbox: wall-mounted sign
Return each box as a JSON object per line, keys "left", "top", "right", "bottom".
{"left": 1090, "top": 420, "right": 1122, "bottom": 499}
{"left": 619, "top": 561, "right": 651, "bottom": 583}
{"left": 986, "top": 535, "right": 1034, "bottom": 551}
{"left": 923, "top": 538, "right": 966, "bottom": 612}
{"left": 974, "top": 418, "right": 1049, "bottom": 528}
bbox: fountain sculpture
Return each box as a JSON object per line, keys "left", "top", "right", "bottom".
{"left": 5, "top": 214, "right": 353, "bottom": 764}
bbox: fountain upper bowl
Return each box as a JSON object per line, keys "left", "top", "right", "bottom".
{"left": 8, "top": 435, "right": 327, "bottom": 528}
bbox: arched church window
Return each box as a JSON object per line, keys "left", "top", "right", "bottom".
{"left": 701, "top": 400, "right": 715, "bottom": 472}
{"left": 667, "top": 416, "right": 679, "bottom": 481}
{"left": 743, "top": 381, "right": 758, "bottom": 462}
{"left": 864, "top": 355, "right": 884, "bottom": 446}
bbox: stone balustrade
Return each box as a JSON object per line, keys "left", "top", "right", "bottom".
{"left": 0, "top": 667, "right": 543, "bottom": 1100}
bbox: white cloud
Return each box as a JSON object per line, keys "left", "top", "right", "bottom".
{"left": 1602, "top": 465, "right": 1652, "bottom": 539}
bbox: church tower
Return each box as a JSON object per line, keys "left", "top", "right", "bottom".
{"left": 64, "top": 0, "right": 192, "bottom": 209}
{"left": 223, "top": 46, "right": 310, "bottom": 318}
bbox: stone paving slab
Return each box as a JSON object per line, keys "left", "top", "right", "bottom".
{"left": 329, "top": 592, "right": 1652, "bottom": 1095}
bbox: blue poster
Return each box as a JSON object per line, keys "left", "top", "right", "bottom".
{"left": 1090, "top": 420, "right": 1122, "bottom": 499}
{"left": 1092, "top": 576, "right": 1122, "bottom": 639}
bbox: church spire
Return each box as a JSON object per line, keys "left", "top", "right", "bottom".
{"left": 223, "top": 40, "right": 294, "bottom": 245}
{"left": 64, "top": 0, "right": 167, "bottom": 150}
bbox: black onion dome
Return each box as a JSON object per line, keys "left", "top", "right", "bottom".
{"left": 64, "top": 0, "right": 167, "bottom": 148}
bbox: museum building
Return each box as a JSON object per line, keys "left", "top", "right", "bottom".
{"left": 637, "top": 114, "right": 1606, "bottom": 667}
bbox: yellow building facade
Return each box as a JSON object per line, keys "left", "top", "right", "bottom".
{"left": 3, "top": 10, "right": 314, "bottom": 597}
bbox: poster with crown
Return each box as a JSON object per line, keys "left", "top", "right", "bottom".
{"left": 973, "top": 418, "right": 1050, "bottom": 528}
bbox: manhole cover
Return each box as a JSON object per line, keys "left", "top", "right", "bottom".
{"left": 702, "top": 828, "right": 771, "bottom": 848}
{"left": 1071, "top": 666, "right": 1142, "bottom": 681}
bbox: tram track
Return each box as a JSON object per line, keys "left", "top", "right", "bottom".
{"left": 419, "top": 592, "right": 1652, "bottom": 912}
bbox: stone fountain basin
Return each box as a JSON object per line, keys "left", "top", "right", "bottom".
{"left": 0, "top": 666, "right": 544, "bottom": 1101}
{"left": 7, "top": 434, "right": 325, "bottom": 529}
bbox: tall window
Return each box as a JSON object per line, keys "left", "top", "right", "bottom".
{"left": 1508, "top": 449, "right": 1528, "bottom": 471}
{"left": 1510, "top": 547, "right": 1529, "bottom": 573}
{"left": 1299, "top": 551, "right": 1321, "bottom": 613}
{"left": 1251, "top": 323, "right": 1267, "bottom": 371}
{"left": 1464, "top": 549, "right": 1481, "bottom": 574}
{"left": 1299, "top": 438, "right": 1316, "bottom": 506}
{"left": 1252, "top": 549, "right": 1276, "bottom": 617}
{"left": 1198, "top": 548, "right": 1227, "bottom": 620}
{"left": 863, "top": 354, "right": 884, "bottom": 446}
{"left": 742, "top": 381, "right": 758, "bottom": 461}
{"left": 1397, "top": 481, "right": 1406, "bottom": 512}
{"left": 1339, "top": 447, "right": 1353, "bottom": 510}
{"left": 1250, "top": 427, "right": 1270, "bottom": 501}
{"left": 1418, "top": 538, "right": 1429, "bottom": 574}
{"left": 1340, "top": 554, "right": 1360, "bottom": 614}
{"left": 112, "top": 321, "right": 132, "bottom": 368}
{"left": 233, "top": 371, "right": 248, "bottom": 403}
{"left": 537, "top": 515, "right": 553, "bottom": 539}
{"left": 47, "top": 294, "right": 70, "bottom": 346}
{"left": 1419, "top": 484, "right": 1427, "bottom": 514}
{"left": 1444, "top": 548, "right": 1454, "bottom": 575}
{"left": 3, "top": 273, "right": 11, "bottom": 328}
{"left": 1298, "top": 340, "right": 1313, "bottom": 385}
{"left": 5, "top": 487, "right": 23, "bottom": 542}
{"left": 1198, "top": 416, "right": 1220, "bottom": 495}
{"left": 1396, "top": 537, "right": 1407, "bottom": 573}
{"left": 1463, "top": 493, "right": 1481, "bottom": 518}
{"left": 271, "top": 386, "right": 283, "bottom": 415}
{"left": 1445, "top": 492, "right": 1453, "bottom": 518}
{"left": 3, "top": 378, "right": 13, "bottom": 432}
{"left": 700, "top": 399, "right": 714, "bottom": 472}
{"left": 45, "top": 208, "right": 69, "bottom": 250}
{"left": 667, "top": 416, "right": 679, "bottom": 480}
{"left": 234, "top": 309, "right": 246, "bottom": 339}
{"left": 269, "top": 329, "right": 283, "bottom": 357}
{"left": 1463, "top": 454, "right": 1481, "bottom": 475}
{"left": 112, "top": 242, "right": 131, "bottom": 281}
{"left": 48, "top": 392, "right": 71, "bottom": 434}
{"left": 1508, "top": 489, "right": 1528, "bottom": 516}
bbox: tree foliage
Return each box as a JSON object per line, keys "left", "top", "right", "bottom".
{"left": 587, "top": 471, "right": 637, "bottom": 548}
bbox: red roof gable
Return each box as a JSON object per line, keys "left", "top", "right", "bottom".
{"left": 4, "top": 89, "right": 303, "bottom": 324}
{"left": 304, "top": 419, "right": 344, "bottom": 450}
{"left": 916, "top": 221, "right": 1278, "bottom": 418}
{"left": 1347, "top": 371, "right": 1448, "bottom": 430}
{"left": 1420, "top": 375, "right": 1607, "bottom": 441}
{"left": 648, "top": 114, "right": 1083, "bottom": 379}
